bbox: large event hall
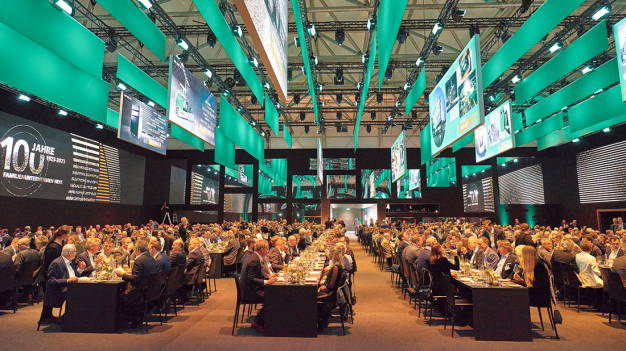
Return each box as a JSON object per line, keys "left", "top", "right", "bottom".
{"left": 2, "top": 0, "right": 626, "bottom": 349}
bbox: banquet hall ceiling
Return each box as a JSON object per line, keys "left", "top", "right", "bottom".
{"left": 74, "top": 0, "right": 626, "bottom": 149}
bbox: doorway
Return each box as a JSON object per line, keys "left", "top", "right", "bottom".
{"left": 330, "top": 203, "right": 378, "bottom": 232}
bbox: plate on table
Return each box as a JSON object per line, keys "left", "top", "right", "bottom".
{"left": 458, "top": 277, "right": 471, "bottom": 282}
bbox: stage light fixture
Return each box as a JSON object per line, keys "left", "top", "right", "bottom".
{"left": 336, "top": 93, "right": 343, "bottom": 105}
{"left": 501, "top": 31, "right": 512, "bottom": 44}
{"left": 96, "top": 124, "right": 104, "bottom": 129}
{"left": 299, "top": 112, "right": 306, "bottom": 121}
{"left": 287, "top": 68, "right": 293, "bottom": 81}
{"left": 58, "top": 109, "right": 68, "bottom": 116}
{"left": 311, "top": 55, "right": 318, "bottom": 66}
{"left": 377, "top": 92, "right": 383, "bottom": 104}
{"left": 469, "top": 24, "right": 480, "bottom": 38}
{"left": 305, "top": 125, "right": 309, "bottom": 134}
{"left": 453, "top": 9, "right": 466, "bottom": 23}
{"left": 433, "top": 45, "right": 444, "bottom": 56}
{"left": 137, "top": 0, "right": 152, "bottom": 9}
{"left": 404, "top": 83, "right": 411, "bottom": 90}
{"left": 294, "top": 37, "right": 300, "bottom": 47}
{"left": 317, "top": 84, "right": 323, "bottom": 92}
{"left": 592, "top": 5, "right": 611, "bottom": 21}
{"left": 249, "top": 57, "right": 258, "bottom": 68}
{"left": 306, "top": 23, "right": 316, "bottom": 36}
{"left": 251, "top": 95, "right": 258, "bottom": 105}
{"left": 549, "top": 41, "right": 562, "bottom": 54}
{"left": 366, "top": 125, "right": 372, "bottom": 133}
{"left": 432, "top": 22, "right": 443, "bottom": 35}
{"left": 334, "top": 68, "right": 344, "bottom": 85}
{"left": 415, "top": 57, "right": 423, "bottom": 66}
{"left": 397, "top": 27, "right": 407, "bottom": 44}
{"left": 511, "top": 75, "right": 521, "bottom": 84}
{"left": 335, "top": 28, "right": 345, "bottom": 46}
{"left": 572, "top": 138, "right": 580, "bottom": 143}
{"left": 582, "top": 66, "right": 593, "bottom": 75}
{"left": 207, "top": 32, "right": 217, "bottom": 48}
{"left": 385, "top": 67, "right": 393, "bottom": 80}
{"left": 117, "top": 81, "right": 127, "bottom": 91}
{"left": 18, "top": 94, "right": 30, "bottom": 102}
{"left": 177, "top": 38, "right": 189, "bottom": 51}
{"left": 54, "top": 0, "right": 73, "bottom": 15}
{"left": 337, "top": 112, "right": 342, "bottom": 120}
{"left": 263, "top": 82, "right": 270, "bottom": 90}
{"left": 232, "top": 25, "right": 243, "bottom": 38}
{"left": 411, "top": 110, "right": 417, "bottom": 120}
{"left": 147, "top": 101, "right": 155, "bottom": 107}
{"left": 367, "top": 18, "right": 376, "bottom": 31}
{"left": 604, "top": 127, "right": 611, "bottom": 132}
{"left": 371, "top": 111, "right": 376, "bottom": 121}
{"left": 362, "top": 54, "right": 369, "bottom": 64}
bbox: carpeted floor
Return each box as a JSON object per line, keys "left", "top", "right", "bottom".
{"left": 1, "top": 234, "right": 625, "bottom": 350}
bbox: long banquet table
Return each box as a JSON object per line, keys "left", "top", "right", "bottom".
{"left": 263, "top": 254, "right": 327, "bottom": 337}
{"left": 452, "top": 275, "right": 532, "bottom": 341}
{"left": 63, "top": 279, "right": 125, "bottom": 333}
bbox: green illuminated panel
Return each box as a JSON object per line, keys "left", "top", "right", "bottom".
{"left": 214, "top": 129, "right": 235, "bottom": 169}
{"left": 420, "top": 124, "right": 433, "bottom": 165}
{"left": 218, "top": 95, "right": 264, "bottom": 162}
{"left": 475, "top": 100, "right": 515, "bottom": 163}
{"left": 536, "top": 128, "right": 570, "bottom": 151}
{"left": 265, "top": 93, "right": 279, "bottom": 135}
{"left": 0, "top": 22, "right": 108, "bottom": 122}
{"left": 512, "top": 110, "right": 524, "bottom": 132}
{"left": 291, "top": 0, "right": 318, "bottom": 124}
{"left": 282, "top": 123, "right": 292, "bottom": 148}
{"left": 377, "top": 0, "right": 409, "bottom": 89}
{"left": 405, "top": 69, "right": 426, "bottom": 117}
{"left": 515, "top": 21, "right": 608, "bottom": 103}
{"left": 482, "top": 0, "right": 585, "bottom": 87}
{"left": 514, "top": 112, "right": 564, "bottom": 146}
{"left": 106, "top": 108, "right": 119, "bottom": 129}
{"left": 116, "top": 54, "right": 167, "bottom": 108}
{"left": 452, "top": 131, "right": 473, "bottom": 152}
{"left": 525, "top": 58, "right": 619, "bottom": 125}
{"left": 613, "top": 17, "right": 626, "bottom": 101}
{"left": 96, "top": 0, "right": 166, "bottom": 61}
{"left": 569, "top": 85, "right": 625, "bottom": 133}
{"left": 355, "top": 29, "right": 377, "bottom": 150}
{"left": 171, "top": 124, "right": 204, "bottom": 151}
{"left": 462, "top": 165, "right": 491, "bottom": 178}
{"left": 0, "top": 0, "right": 104, "bottom": 79}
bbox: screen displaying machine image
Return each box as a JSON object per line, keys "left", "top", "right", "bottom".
{"left": 474, "top": 100, "right": 515, "bottom": 162}
{"left": 498, "top": 163, "right": 545, "bottom": 205}
{"left": 190, "top": 164, "right": 220, "bottom": 205}
{"left": 391, "top": 130, "right": 407, "bottom": 182}
{"left": 463, "top": 178, "right": 494, "bottom": 213}
{"left": 0, "top": 111, "right": 145, "bottom": 204}
{"left": 429, "top": 35, "right": 484, "bottom": 156}
{"left": 361, "top": 169, "right": 390, "bottom": 199}
{"left": 317, "top": 138, "right": 323, "bottom": 185}
{"left": 118, "top": 93, "right": 167, "bottom": 155}
{"left": 614, "top": 17, "right": 626, "bottom": 101}
{"left": 167, "top": 55, "right": 217, "bottom": 146}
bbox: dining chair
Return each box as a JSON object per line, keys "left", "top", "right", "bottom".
{"left": 194, "top": 263, "right": 208, "bottom": 303}
{"left": 0, "top": 265, "right": 18, "bottom": 313}
{"left": 162, "top": 267, "right": 181, "bottom": 322}
{"left": 599, "top": 267, "right": 612, "bottom": 316}
{"left": 442, "top": 274, "right": 472, "bottom": 337}
{"left": 560, "top": 263, "right": 584, "bottom": 312}
{"left": 16, "top": 260, "right": 39, "bottom": 306}
{"left": 232, "top": 272, "right": 259, "bottom": 335}
{"left": 206, "top": 256, "right": 218, "bottom": 294}
{"left": 607, "top": 271, "right": 626, "bottom": 323}
{"left": 142, "top": 272, "right": 163, "bottom": 333}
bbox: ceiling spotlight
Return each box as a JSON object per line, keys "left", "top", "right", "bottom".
{"left": 335, "top": 28, "right": 345, "bottom": 46}
{"left": 147, "top": 101, "right": 155, "bottom": 107}
{"left": 385, "top": 67, "right": 393, "bottom": 80}
{"left": 137, "top": 0, "right": 152, "bottom": 9}
{"left": 336, "top": 93, "right": 343, "bottom": 105}
{"left": 367, "top": 18, "right": 376, "bottom": 31}
{"left": 415, "top": 57, "right": 424, "bottom": 66}
{"left": 453, "top": 9, "right": 466, "bottom": 23}
{"left": 299, "top": 112, "right": 306, "bottom": 121}
{"left": 334, "top": 68, "right": 344, "bottom": 85}
{"left": 177, "top": 38, "right": 189, "bottom": 51}
{"left": 572, "top": 138, "right": 580, "bottom": 143}
{"left": 366, "top": 125, "right": 372, "bottom": 133}
{"left": 581, "top": 65, "right": 593, "bottom": 75}
{"left": 514, "top": 158, "right": 519, "bottom": 162}
{"left": 263, "top": 82, "right": 270, "bottom": 90}
{"left": 58, "top": 109, "right": 68, "bottom": 116}
{"left": 117, "top": 81, "right": 127, "bottom": 91}
{"left": 371, "top": 111, "right": 376, "bottom": 121}
{"left": 592, "top": 4, "right": 611, "bottom": 21}
{"left": 317, "top": 83, "right": 323, "bottom": 92}
{"left": 411, "top": 110, "right": 417, "bottom": 120}
{"left": 397, "top": 27, "right": 407, "bottom": 44}
{"left": 231, "top": 25, "right": 243, "bottom": 38}
{"left": 18, "top": 94, "right": 30, "bottom": 102}
{"left": 377, "top": 92, "right": 384, "bottom": 104}
{"left": 54, "top": 0, "right": 73, "bottom": 15}
{"left": 293, "top": 94, "right": 300, "bottom": 105}
{"left": 432, "top": 22, "right": 443, "bottom": 35}
{"left": 469, "top": 24, "right": 480, "bottom": 38}
{"left": 355, "top": 93, "right": 361, "bottom": 104}
{"left": 604, "top": 127, "right": 611, "bottom": 133}
{"left": 233, "top": 70, "right": 243, "bottom": 84}
{"left": 404, "top": 83, "right": 411, "bottom": 90}
{"left": 520, "top": 0, "right": 533, "bottom": 13}
{"left": 511, "top": 75, "right": 521, "bottom": 84}
{"left": 95, "top": 124, "right": 104, "bottom": 129}
{"left": 249, "top": 57, "right": 259, "bottom": 68}
{"left": 337, "top": 112, "right": 342, "bottom": 120}
{"left": 204, "top": 68, "right": 213, "bottom": 78}
{"left": 287, "top": 68, "right": 293, "bottom": 81}
{"left": 305, "top": 125, "right": 309, "bottom": 134}
{"left": 388, "top": 114, "right": 393, "bottom": 121}
{"left": 549, "top": 41, "right": 563, "bottom": 54}
{"left": 207, "top": 32, "right": 217, "bottom": 48}
{"left": 260, "top": 130, "right": 266, "bottom": 137}
{"left": 294, "top": 37, "right": 300, "bottom": 47}
{"left": 311, "top": 55, "right": 318, "bottom": 66}
{"left": 251, "top": 95, "right": 258, "bottom": 105}
{"left": 433, "top": 45, "right": 444, "bottom": 56}
{"left": 306, "top": 23, "right": 316, "bottom": 36}
{"left": 362, "top": 54, "right": 369, "bottom": 64}
{"left": 250, "top": 120, "right": 256, "bottom": 126}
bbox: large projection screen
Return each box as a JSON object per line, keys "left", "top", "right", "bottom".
{"left": 167, "top": 55, "right": 217, "bottom": 146}
{"left": 118, "top": 93, "right": 168, "bottom": 155}
{"left": 429, "top": 35, "right": 484, "bottom": 156}
{"left": 391, "top": 130, "right": 407, "bottom": 182}
{"left": 235, "top": 0, "right": 289, "bottom": 102}
{"left": 474, "top": 100, "right": 515, "bottom": 162}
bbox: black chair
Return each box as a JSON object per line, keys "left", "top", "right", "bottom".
{"left": 607, "top": 271, "right": 626, "bottom": 323}
{"left": 193, "top": 263, "right": 208, "bottom": 303}
{"left": 317, "top": 273, "right": 349, "bottom": 335}
{"left": 0, "top": 265, "right": 18, "bottom": 313}
{"left": 232, "top": 272, "right": 260, "bottom": 335}
{"left": 390, "top": 253, "right": 400, "bottom": 283}
{"left": 424, "top": 269, "right": 447, "bottom": 326}
{"left": 416, "top": 267, "right": 430, "bottom": 317}
{"left": 173, "top": 265, "right": 186, "bottom": 309}
{"left": 441, "top": 274, "right": 472, "bottom": 337}
{"left": 143, "top": 272, "right": 163, "bottom": 333}
{"left": 600, "top": 267, "right": 612, "bottom": 316}
{"left": 162, "top": 267, "right": 182, "bottom": 322}
{"left": 16, "top": 260, "right": 39, "bottom": 305}
{"left": 530, "top": 262, "right": 559, "bottom": 338}
{"left": 235, "top": 246, "right": 245, "bottom": 273}
{"left": 551, "top": 260, "right": 566, "bottom": 304}
{"left": 401, "top": 258, "right": 411, "bottom": 299}
{"left": 560, "top": 263, "right": 584, "bottom": 312}
{"left": 206, "top": 257, "right": 218, "bottom": 294}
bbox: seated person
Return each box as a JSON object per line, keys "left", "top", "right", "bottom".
{"left": 512, "top": 246, "right": 551, "bottom": 307}
{"left": 76, "top": 238, "right": 103, "bottom": 276}
{"left": 40, "top": 244, "right": 86, "bottom": 323}
{"left": 182, "top": 238, "right": 205, "bottom": 301}
{"left": 575, "top": 240, "right": 603, "bottom": 288}
{"left": 537, "top": 238, "right": 553, "bottom": 269}
{"left": 380, "top": 233, "right": 395, "bottom": 268}
{"left": 611, "top": 254, "right": 626, "bottom": 288}
{"left": 113, "top": 237, "right": 134, "bottom": 266}
{"left": 317, "top": 246, "right": 346, "bottom": 331}
{"left": 115, "top": 240, "right": 156, "bottom": 306}
{"left": 97, "top": 239, "right": 117, "bottom": 269}
{"left": 426, "top": 244, "right": 459, "bottom": 314}
{"left": 222, "top": 232, "right": 240, "bottom": 273}
{"left": 240, "top": 240, "right": 277, "bottom": 333}
{"left": 495, "top": 240, "right": 518, "bottom": 279}
{"left": 13, "top": 237, "right": 40, "bottom": 265}
{"left": 478, "top": 236, "right": 498, "bottom": 270}
{"left": 268, "top": 238, "right": 287, "bottom": 273}
{"left": 150, "top": 240, "right": 171, "bottom": 285}
{"left": 606, "top": 237, "right": 625, "bottom": 263}
{"left": 287, "top": 235, "right": 300, "bottom": 259}
{"left": 169, "top": 239, "right": 186, "bottom": 267}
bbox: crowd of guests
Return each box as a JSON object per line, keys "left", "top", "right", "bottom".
{"left": 358, "top": 217, "right": 626, "bottom": 312}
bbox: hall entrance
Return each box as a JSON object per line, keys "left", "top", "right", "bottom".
{"left": 330, "top": 203, "right": 378, "bottom": 232}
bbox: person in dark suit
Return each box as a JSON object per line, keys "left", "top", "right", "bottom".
{"left": 13, "top": 238, "right": 40, "bottom": 266}
{"left": 222, "top": 233, "right": 240, "bottom": 267}
{"left": 240, "top": 240, "right": 277, "bottom": 333}
{"left": 403, "top": 234, "right": 422, "bottom": 267}
{"left": 113, "top": 237, "right": 134, "bottom": 267}
{"left": 495, "top": 240, "right": 518, "bottom": 279}
{"left": 2, "top": 238, "right": 18, "bottom": 257}
{"left": 481, "top": 220, "right": 504, "bottom": 250}
{"left": 76, "top": 238, "right": 102, "bottom": 277}
{"left": 417, "top": 237, "right": 437, "bottom": 271}
{"left": 181, "top": 238, "right": 205, "bottom": 301}
{"left": 115, "top": 240, "right": 157, "bottom": 306}
{"left": 150, "top": 241, "right": 171, "bottom": 285}
{"left": 324, "top": 218, "right": 333, "bottom": 230}
{"left": 514, "top": 223, "right": 535, "bottom": 247}
{"left": 612, "top": 255, "right": 626, "bottom": 288}
{"left": 268, "top": 238, "right": 287, "bottom": 273}
{"left": 478, "top": 236, "right": 499, "bottom": 270}
{"left": 40, "top": 244, "right": 86, "bottom": 322}
{"left": 396, "top": 232, "right": 410, "bottom": 257}
{"left": 606, "top": 237, "right": 626, "bottom": 261}
{"left": 610, "top": 218, "right": 621, "bottom": 233}
{"left": 169, "top": 239, "right": 186, "bottom": 268}
{"left": 241, "top": 237, "right": 256, "bottom": 263}
{"left": 0, "top": 249, "right": 13, "bottom": 267}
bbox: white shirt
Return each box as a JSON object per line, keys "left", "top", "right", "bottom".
{"left": 496, "top": 253, "right": 509, "bottom": 277}
{"left": 576, "top": 252, "right": 603, "bottom": 288}
{"left": 87, "top": 251, "right": 95, "bottom": 267}
{"left": 63, "top": 256, "right": 76, "bottom": 278}
{"left": 609, "top": 247, "right": 620, "bottom": 261}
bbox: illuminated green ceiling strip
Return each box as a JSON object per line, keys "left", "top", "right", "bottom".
{"left": 462, "top": 165, "right": 491, "bottom": 178}
{"left": 244, "top": 164, "right": 254, "bottom": 186}
{"left": 568, "top": 85, "right": 625, "bottom": 133}
{"left": 194, "top": 0, "right": 264, "bottom": 106}
{"left": 482, "top": 0, "right": 585, "bottom": 87}
{"left": 282, "top": 123, "right": 292, "bottom": 148}
{"left": 116, "top": 54, "right": 167, "bottom": 107}
{"left": 291, "top": 0, "right": 318, "bottom": 124}
{"left": 271, "top": 159, "right": 288, "bottom": 186}
{"left": 218, "top": 95, "right": 265, "bottom": 162}
{"left": 0, "top": 0, "right": 104, "bottom": 79}
{"left": 214, "top": 129, "right": 234, "bottom": 169}
{"left": 536, "top": 129, "right": 570, "bottom": 151}
{"left": 258, "top": 162, "right": 275, "bottom": 180}
{"left": 0, "top": 22, "right": 108, "bottom": 123}
{"left": 538, "top": 111, "right": 626, "bottom": 151}
{"left": 355, "top": 29, "right": 377, "bottom": 150}
{"left": 106, "top": 108, "right": 119, "bottom": 129}
{"left": 497, "top": 157, "right": 519, "bottom": 164}
{"left": 452, "top": 132, "right": 473, "bottom": 152}
{"left": 265, "top": 93, "right": 279, "bottom": 135}
{"left": 405, "top": 69, "right": 426, "bottom": 117}
{"left": 512, "top": 110, "right": 524, "bottom": 132}
{"left": 377, "top": 0, "right": 408, "bottom": 89}
{"left": 225, "top": 166, "right": 238, "bottom": 178}
{"left": 172, "top": 124, "right": 204, "bottom": 151}
{"left": 96, "top": 0, "right": 166, "bottom": 61}
{"left": 514, "top": 112, "right": 564, "bottom": 146}
{"left": 515, "top": 21, "right": 608, "bottom": 103}
{"left": 525, "top": 57, "right": 619, "bottom": 125}
{"left": 420, "top": 124, "right": 433, "bottom": 165}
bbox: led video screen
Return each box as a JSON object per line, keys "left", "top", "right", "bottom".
{"left": 327, "top": 175, "right": 357, "bottom": 199}
{"left": 190, "top": 164, "right": 220, "bottom": 205}
{"left": 498, "top": 163, "right": 545, "bottom": 205}
{"left": 292, "top": 175, "right": 321, "bottom": 199}
{"left": 391, "top": 130, "right": 407, "bottom": 182}
{"left": 577, "top": 139, "right": 626, "bottom": 203}
{"left": 118, "top": 93, "right": 167, "bottom": 155}
{"left": 0, "top": 111, "right": 144, "bottom": 204}
{"left": 463, "top": 178, "right": 495, "bottom": 213}
{"left": 614, "top": 17, "right": 626, "bottom": 101}
{"left": 427, "top": 157, "right": 457, "bottom": 187}
{"left": 474, "top": 100, "right": 515, "bottom": 163}
{"left": 168, "top": 165, "right": 186, "bottom": 205}
{"left": 362, "top": 169, "right": 390, "bottom": 199}
{"left": 167, "top": 55, "right": 217, "bottom": 146}
{"left": 430, "top": 35, "right": 484, "bottom": 156}
{"left": 398, "top": 169, "right": 421, "bottom": 199}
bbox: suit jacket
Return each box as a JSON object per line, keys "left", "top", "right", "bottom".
{"left": 112, "top": 247, "right": 132, "bottom": 266}
{"left": 552, "top": 249, "right": 576, "bottom": 266}
{"left": 381, "top": 239, "right": 394, "bottom": 259}
{"left": 396, "top": 241, "right": 409, "bottom": 256}
{"left": 515, "top": 232, "right": 535, "bottom": 247}
{"left": 611, "top": 255, "right": 626, "bottom": 289}
{"left": 481, "top": 248, "right": 499, "bottom": 270}
{"left": 268, "top": 247, "right": 286, "bottom": 272}
{"left": 44, "top": 256, "right": 78, "bottom": 307}
{"left": 416, "top": 247, "right": 432, "bottom": 271}
{"left": 287, "top": 245, "right": 300, "bottom": 260}
{"left": 121, "top": 252, "right": 157, "bottom": 305}
{"left": 2, "top": 245, "right": 17, "bottom": 257}
{"left": 403, "top": 243, "right": 420, "bottom": 266}
{"left": 223, "top": 238, "right": 240, "bottom": 266}
{"left": 481, "top": 228, "right": 504, "bottom": 249}
{"left": 184, "top": 249, "right": 205, "bottom": 285}
{"left": 0, "top": 250, "right": 14, "bottom": 267}
{"left": 154, "top": 251, "right": 172, "bottom": 283}
{"left": 537, "top": 247, "right": 552, "bottom": 269}
{"left": 14, "top": 248, "right": 40, "bottom": 266}
{"left": 169, "top": 251, "right": 186, "bottom": 267}
{"left": 606, "top": 247, "right": 626, "bottom": 260}
{"left": 240, "top": 252, "right": 266, "bottom": 302}
{"left": 496, "top": 253, "right": 518, "bottom": 279}
{"left": 76, "top": 251, "right": 96, "bottom": 276}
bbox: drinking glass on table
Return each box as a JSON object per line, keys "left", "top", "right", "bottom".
{"left": 130, "top": 260, "right": 134, "bottom": 271}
